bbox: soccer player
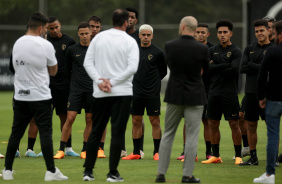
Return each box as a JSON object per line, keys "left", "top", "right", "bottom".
{"left": 47, "top": 16, "right": 78, "bottom": 157}
{"left": 125, "top": 7, "right": 140, "bottom": 43}
{"left": 87, "top": 15, "right": 106, "bottom": 158}
{"left": 254, "top": 20, "right": 282, "bottom": 184}
{"left": 122, "top": 24, "right": 167, "bottom": 161}
{"left": 83, "top": 9, "right": 139, "bottom": 182}
{"left": 262, "top": 16, "right": 276, "bottom": 43}
{"left": 201, "top": 19, "right": 243, "bottom": 165}
{"left": 2, "top": 13, "right": 68, "bottom": 181}
{"left": 239, "top": 19, "right": 273, "bottom": 166}
{"left": 53, "top": 22, "right": 95, "bottom": 159}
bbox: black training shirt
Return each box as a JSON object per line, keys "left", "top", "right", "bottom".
{"left": 258, "top": 42, "right": 282, "bottom": 101}
{"left": 65, "top": 43, "right": 93, "bottom": 93}
{"left": 129, "top": 29, "right": 140, "bottom": 44}
{"left": 240, "top": 42, "right": 273, "bottom": 93}
{"left": 133, "top": 44, "right": 167, "bottom": 98}
{"left": 202, "top": 41, "right": 214, "bottom": 93}
{"left": 47, "top": 33, "right": 76, "bottom": 89}
{"left": 209, "top": 44, "right": 242, "bottom": 94}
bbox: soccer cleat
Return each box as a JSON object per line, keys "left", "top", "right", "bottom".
{"left": 239, "top": 157, "right": 258, "bottom": 166}
{"left": 181, "top": 156, "right": 198, "bottom": 162}
{"left": 81, "top": 151, "right": 86, "bottom": 159}
{"left": 120, "top": 150, "right": 127, "bottom": 158}
{"left": 122, "top": 153, "right": 141, "bottom": 160}
{"left": 106, "top": 172, "right": 124, "bottom": 182}
{"left": 65, "top": 147, "right": 80, "bottom": 157}
{"left": 253, "top": 173, "right": 274, "bottom": 183}
{"left": 241, "top": 147, "right": 250, "bottom": 157}
{"left": 98, "top": 147, "right": 106, "bottom": 158}
{"left": 54, "top": 151, "right": 65, "bottom": 159}
{"left": 153, "top": 153, "right": 159, "bottom": 161}
{"left": 182, "top": 175, "right": 200, "bottom": 183}
{"left": 44, "top": 167, "right": 68, "bottom": 181}
{"left": 0, "top": 153, "right": 4, "bottom": 158}
{"left": 37, "top": 152, "right": 43, "bottom": 156}
{"left": 155, "top": 174, "right": 166, "bottom": 183}
{"left": 177, "top": 153, "right": 185, "bottom": 160}
{"left": 140, "top": 150, "right": 145, "bottom": 158}
{"left": 25, "top": 149, "right": 38, "bottom": 157}
{"left": 15, "top": 150, "right": 20, "bottom": 158}
{"left": 2, "top": 169, "right": 14, "bottom": 180}
{"left": 235, "top": 157, "right": 243, "bottom": 165}
{"left": 202, "top": 156, "right": 223, "bottom": 164}
{"left": 83, "top": 173, "right": 94, "bottom": 181}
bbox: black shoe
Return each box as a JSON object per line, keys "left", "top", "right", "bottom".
{"left": 239, "top": 157, "right": 258, "bottom": 166}
{"left": 106, "top": 172, "right": 123, "bottom": 182}
{"left": 155, "top": 174, "right": 166, "bottom": 183}
{"left": 278, "top": 154, "right": 282, "bottom": 163}
{"left": 182, "top": 175, "right": 200, "bottom": 183}
{"left": 83, "top": 173, "right": 94, "bottom": 181}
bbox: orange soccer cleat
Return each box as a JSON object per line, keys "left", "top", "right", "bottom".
{"left": 122, "top": 153, "right": 141, "bottom": 160}
{"left": 201, "top": 156, "right": 223, "bottom": 164}
{"left": 97, "top": 148, "right": 106, "bottom": 158}
{"left": 53, "top": 151, "right": 64, "bottom": 159}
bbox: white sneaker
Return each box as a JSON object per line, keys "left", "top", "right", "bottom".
{"left": 140, "top": 150, "right": 145, "bottom": 158}
{"left": 120, "top": 150, "right": 127, "bottom": 158}
{"left": 44, "top": 167, "right": 68, "bottom": 181}
{"left": 25, "top": 149, "right": 38, "bottom": 157}
{"left": 2, "top": 169, "right": 14, "bottom": 180}
{"left": 253, "top": 173, "right": 274, "bottom": 183}
{"left": 0, "top": 153, "right": 4, "bottom": 158}
{"left": 241, "top": 147, "right": 250, "bottom": 157}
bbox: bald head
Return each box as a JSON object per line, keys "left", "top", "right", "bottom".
{"left": 179, "top": 16, "right": 198, "bottom": 36}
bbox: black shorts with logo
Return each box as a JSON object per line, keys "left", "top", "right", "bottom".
{"left": 244, "top": 93, "right": 265, "bottom": 121}
{"left": 207, "top": 93, "right": 240, "bottom": 120}
{"left": 67, "top": 91, "right": 94, "bottom": 114}
{"left": 50, "top": 87, "right": 69, "bottom": 115}
{"left": 131, "top": 97, "right": 161, "bottom": 116}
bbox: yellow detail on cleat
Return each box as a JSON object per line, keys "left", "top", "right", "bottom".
{"left": 54, "top": 151, "right": 64, "bottom": 159}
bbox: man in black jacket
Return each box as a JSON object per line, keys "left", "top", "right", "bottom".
{"left": 156, "top": 16, "right": 209, "bottom": 183}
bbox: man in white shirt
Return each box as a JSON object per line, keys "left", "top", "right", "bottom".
{"left": 2, "top": 13, "right": 68, "bottom": 181}
{"left": 83, "top": 9, "right": 139, "bottom": 182}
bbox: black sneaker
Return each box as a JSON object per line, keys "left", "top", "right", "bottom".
{"left": 155, "top": 174, "right": 166, "bottom": 183}
{"left": 106, "top": 172, "right": 124, "bottom": 182}
{"left": 239, "top": 157, "right": 258, "bottom": 166}
{"left": 182, "top": 175, "right": 200, "bottom": 183}
{"left": 83, "top": 173, "right": 94, "bottom": 181}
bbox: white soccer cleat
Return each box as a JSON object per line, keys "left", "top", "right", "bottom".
{"left": 120, "top": 150, "right": 127, "bottom": 158}
{"left": 140, "top": 150, "right": 145, "bottom": 158}
{"left": 25, "top": 149, "right": 38, "bottom": 157}
{"left": 44, "top": 167, "right": 68, "bottom": 181}
{"left": 2, "top": 169, "right": 14, "bottom": 180}
{"left": 0, "top": 153, "right": 4, "bottom": 158}
{"left": 65, "top": 147, "right": 80, "bottom": 157}
{"left": 241, "top": 147, "right": 250, "bottom": 157}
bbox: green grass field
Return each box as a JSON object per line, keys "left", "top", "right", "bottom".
{"left": 0, "top": 91, "right": 281, "bottom": 184}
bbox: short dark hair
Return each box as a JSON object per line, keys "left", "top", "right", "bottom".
{"left": 27, "top": 13, "right": 48, "bottom": 30}
{"left": 262, "top": 16, "right": 276, "bottom": 23}
{"left": 125, "top": 7, "right": 138, "bottom": 19}
{"left": 47, "top": 16, "right": 59, "bottom": 24}
{"left": 253, "top": 19, "right": 269, "bottom": 29}
{"left": 78, "top": 22, "right": 90, "bottom": 31}
{"left": 88, "top": 16, "right": 102, "bottom": 24}
{"left": 112, "top": 9, "right": 129, "bottom": 27}
{"left": 198, "top": 23, "right": 209, "bottom": 28}
{"left": 216, "top": 19, "right": 233, "bottom": 31}
{"left": 273, "top": 20, "right": 282, "bottom": 35}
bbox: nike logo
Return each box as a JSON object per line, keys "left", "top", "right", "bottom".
{"left": 76, "top": 54, "right": 81, "bottom": 57}
{"left": 214, "top": 53, "right": 219, "bottom": 55}
{"left": 155, "top": 110, "right": 159, "bottom": 112}
{"left": 250, "top": 51, "right": 255, "bottom": 54}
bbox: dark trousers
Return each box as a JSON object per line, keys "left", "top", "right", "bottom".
{"left": 84, "top": 96, "right": 131, "bottom": 172}
{"left": 5, "top": 99, "right": 55, "bottom": 171}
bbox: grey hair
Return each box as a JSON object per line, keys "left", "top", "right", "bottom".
{"left": 139, "top": 24, "right": 153, "bottom": 33}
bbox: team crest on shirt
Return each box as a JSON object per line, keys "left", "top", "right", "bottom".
{"left": 227, "top": 52, "right": 232, "bottom": 57}
{"left": 67, "top": 102, "right": 70, "bottom": 108}
{"left": 148, "top": 54, "right": 153, "bottom": 60}
{"left": 62, "top": 44, "right": 66, "bottom": 50}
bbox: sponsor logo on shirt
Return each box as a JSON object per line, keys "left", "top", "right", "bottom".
{"left": 18, "top": 90, "right": 30, "bottom": 95}
{"left": 15, "top": 60, "right": 25, "bottom": 65}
